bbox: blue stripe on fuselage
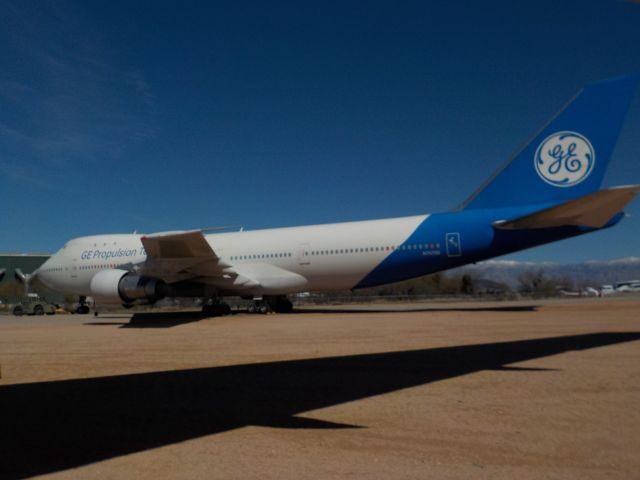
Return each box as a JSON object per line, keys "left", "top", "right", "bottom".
{"left": 354, "top": 206, "right": 623, "bottom": 289}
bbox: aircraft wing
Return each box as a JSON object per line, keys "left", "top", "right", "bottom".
{"left": 138, "top": 231, "right": 230, "bottom": 282}
{"left": 493, "top": 185, "right": 640, "bottom": 230}
{"left": 139, "top": 230, "right": 308, "bottom": 292}
{"left": 141, "top": 230, "right": 216, "bottom": 259}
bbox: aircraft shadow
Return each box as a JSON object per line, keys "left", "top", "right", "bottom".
{"left": 85, "top": 311, "right": 215, "bottom": 328}
{"left": 294, "top": 305, "right": 539, "bottom": 314}
{"left": 1, "top": 332, "right": 639, "bottom": 479}
{"left": 82, "top": 306, "right": 539, "bottom": 329}
{"left": 124, "top": 311, "right": 213, "bottom": 328}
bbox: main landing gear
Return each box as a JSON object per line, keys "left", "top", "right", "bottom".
{"left": 201, "top": 298, "right": 231, "bottom": 316}
{"left": 248, "top": 295, "right": 293, "bottom": 314}
{"left": 200, "top": 295, "right": 293, "bottom": 316}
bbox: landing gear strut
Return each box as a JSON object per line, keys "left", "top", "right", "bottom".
{"left": 201, "top": 298, "right": 231, "bottom": 317}
{"left": 248, "top": 300, "right": 271, "bottom": 314}
{"left": 248, "top": 295, "right": 293, "bottom": 314}
{"left": 76, "top": 296, "right": 90, "bottom": 314}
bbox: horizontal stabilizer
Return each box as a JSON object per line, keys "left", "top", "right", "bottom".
{"left": 493, "top": 185, "right": 640, "bottom": 230}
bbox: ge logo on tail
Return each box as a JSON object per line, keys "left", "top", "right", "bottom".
{"left": 534, "top": 131, "right": 595, "bottom": 187}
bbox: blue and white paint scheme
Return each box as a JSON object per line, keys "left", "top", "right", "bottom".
{"left": 37, "top": 76, "right": 640, "bottom": 313}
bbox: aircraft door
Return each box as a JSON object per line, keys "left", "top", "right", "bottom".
{"left": 71, "top": 256, "right": 78, "bottom": 278}
{"left": 297, "top": 243, "right": 311, "bottom": 266}
{"left": 445, "top": 232, "right": 462, "bottom": 257}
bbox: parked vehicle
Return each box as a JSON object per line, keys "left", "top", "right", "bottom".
{"left": 13, "top": 293, "right": 56, "bottom": 316}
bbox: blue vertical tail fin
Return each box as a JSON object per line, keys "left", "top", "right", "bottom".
{"left": 460, "top": 75, "right": 638, "bottom": 210}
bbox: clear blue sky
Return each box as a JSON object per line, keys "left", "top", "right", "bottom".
{"left": 1, "top": 0, "right": 639, "bottom": 262}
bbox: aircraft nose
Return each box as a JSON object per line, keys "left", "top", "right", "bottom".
{"left": 36, "top": 257, "right": 54, "bottom": 284}
{"left": 38, "top": 257, "right": 51, "bottom": 273}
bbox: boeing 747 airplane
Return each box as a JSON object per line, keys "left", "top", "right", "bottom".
{"left": 37, "top": 76, "right": 640, "bottom": 315}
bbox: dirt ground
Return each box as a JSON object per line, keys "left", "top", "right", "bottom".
{"left": 1, "top": 297, "right": 639, "bottom": 480}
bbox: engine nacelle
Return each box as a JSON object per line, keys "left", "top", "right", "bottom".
{"left": 90, "top": 269, "right": 167, "bottom": 305}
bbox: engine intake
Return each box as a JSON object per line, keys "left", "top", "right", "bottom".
{"left": 90, "top": 269, "right": 167, "bottom": 305}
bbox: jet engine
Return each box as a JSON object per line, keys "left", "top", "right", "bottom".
{"left": 90, "top": 269, "right": 167, "bottom": 305}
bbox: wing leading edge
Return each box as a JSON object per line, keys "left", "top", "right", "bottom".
{"left": 139, "top": 231, "right": 229, "bottom": 282}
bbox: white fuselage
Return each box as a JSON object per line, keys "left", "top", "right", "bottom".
{"left": 37, "top": 214, "right": 428, "bottom": 297}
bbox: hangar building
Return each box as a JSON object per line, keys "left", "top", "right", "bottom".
{"left": 0, "top": 254, "right": 54, "bottom": 303}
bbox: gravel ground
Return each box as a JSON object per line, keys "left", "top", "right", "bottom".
{"left": 1, "top": 297, "right": 639, "bottom": 479}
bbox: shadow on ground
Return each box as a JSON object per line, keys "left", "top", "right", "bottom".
{"left": 125, "top": 311, "right": 214, "bottom": 328}
{"left": 84, "top": 305, "right": 540, "bottom": 328}
{"left": 295, "top": 305, "right": 539, "bottom": 314}
{"left": 85, "top": 311, "right": 217, "bottom": 328}
{"left": 2, "top": 332, "right": 639, "bottom": 479}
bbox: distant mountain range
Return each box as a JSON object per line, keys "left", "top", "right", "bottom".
{"left": 451, "top": 257, "right": 640, "bottom": 288}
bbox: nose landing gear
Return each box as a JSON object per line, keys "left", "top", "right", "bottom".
{"left": 75, "top": 296, "right": 91, "bottom": 314}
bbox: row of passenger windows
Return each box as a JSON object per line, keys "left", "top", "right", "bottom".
{"left": 79, "top": 264, "right": 125, "bottom": 270}
{"left": 43, "top": 264, "right": 129, "bottom": 273}
{"left": 230, "top": 253, "right": 292, "bottom": 261}
{"left": 305, "top": 242, "right": 439, "bottom": 256}
{"left": 230, "top": 243, "right": 440, "bottom": 262}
